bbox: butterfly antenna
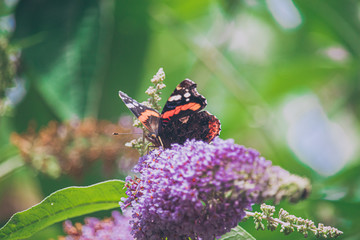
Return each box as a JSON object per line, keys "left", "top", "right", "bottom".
{"left": 112, "top": 132, "right": 142, "bottom": 136}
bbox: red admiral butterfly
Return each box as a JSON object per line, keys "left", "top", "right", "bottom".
{"left": 119, "top": 79, "right": 221, "bottom": 148}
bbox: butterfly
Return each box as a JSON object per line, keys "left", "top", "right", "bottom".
{"left": 119, "top": 79, "right": 221, "bottom": 149}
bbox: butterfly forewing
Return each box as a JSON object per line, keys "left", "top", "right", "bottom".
{"left": 118, "top": 91, "right": 160, "bottom": 135}
{"left": 160, "top": 79, "right": 207, "bottom": 124}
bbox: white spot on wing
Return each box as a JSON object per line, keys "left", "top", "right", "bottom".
{"left": 126, "top": 103, "right": 135, "bottom": 108}
{"left": 184, "top": 92, "right": 191, "bottom": 98}
{"left": 168, "top": 95, "right": 182, "bottom": 102}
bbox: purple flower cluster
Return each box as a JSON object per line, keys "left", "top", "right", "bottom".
{"left": 61, "top": 211, "right": 132, "bottom": 240}
{"left": 121, "top": 138, "right": 299, "bottom": 240}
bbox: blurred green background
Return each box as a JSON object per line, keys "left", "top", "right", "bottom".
{"left": 1, "top": 0, "right": 360, "bottom": 239}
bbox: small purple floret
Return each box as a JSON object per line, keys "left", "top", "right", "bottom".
{"left": 62, "top": 211, "right": 132, "bottom": 240}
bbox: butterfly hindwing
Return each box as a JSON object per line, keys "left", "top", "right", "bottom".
{"left": 160, "top": 79, "right": 207, "bottom": 124}
{"left": 204, "top": 111, "right": 221, "bottom": 142}
{"left": 118, "top": 91, "right": 160, "bottom": 135}
{"left": 159, "top": 111, "right": 221, "bottom": 148}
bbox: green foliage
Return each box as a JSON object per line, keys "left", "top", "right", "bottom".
{"left": 11, "top": 0, "right": 150, "bottom": 125}
{"left": 0, "top": 39, "right": 15, "bottom": 97}
{"left": 0, "top": 180, "right": 126, "bottom": 240}
{"left": 219, "top": 226, "right": 256, "bottom": 240}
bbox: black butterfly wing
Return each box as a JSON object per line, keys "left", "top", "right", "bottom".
{"left": 160, "top": 79, "right": 207, "bottom": 125}
{"left": 118, "top": 91, "right": 160, "bottom": 135}
{"left": 159, "top": 111, "right": 221, "bottom": 148}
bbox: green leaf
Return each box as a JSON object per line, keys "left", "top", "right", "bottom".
{"left": 219, "top": 226, "right": 256, "bottom": 240}
{"left": 0, "top": 179, "right": 126, "bottom": 240}
{"left": 12, "top": 0, "right": 150, "bottom": 121}
{"left": 12, "top": 0, "right": 101, "bottom": 120}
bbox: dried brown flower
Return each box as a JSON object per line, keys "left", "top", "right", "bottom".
{"left": 11, "top": 117, "right": 139, "bottom": 179}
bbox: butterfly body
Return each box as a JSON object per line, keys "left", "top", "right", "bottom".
{"left": 119, "top": 79, "right": 221, "bottom": 148}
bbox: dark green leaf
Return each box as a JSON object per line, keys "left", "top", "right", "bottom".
{"left": 12, "top": 0, "right": 101, "bottom": 120}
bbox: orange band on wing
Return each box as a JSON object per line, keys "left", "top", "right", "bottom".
{"left": 138, "top": 109, "right": 160, "bottom": 123}
{"left": 162, "top": 103, "right": 201, "bottom": 120}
